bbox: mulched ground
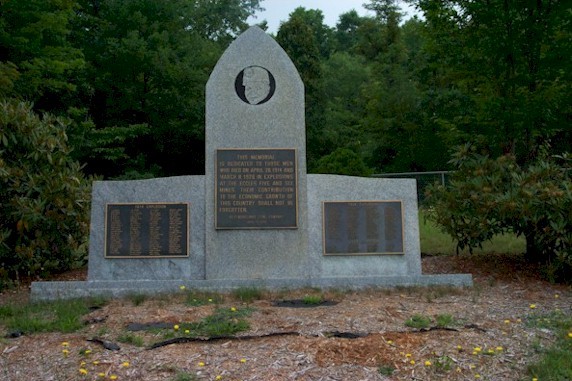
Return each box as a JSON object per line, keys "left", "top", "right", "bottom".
{"left": 1, "top": 253, "right": 570, "bottom": 381}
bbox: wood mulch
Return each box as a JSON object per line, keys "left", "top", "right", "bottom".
{"left": 1, "top": 253, "right": 570, "bottom": 380}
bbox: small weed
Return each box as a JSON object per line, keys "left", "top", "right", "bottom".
{"left": 232, "top": 287, "right": 263, "bottom": 303}
{"left": 433, "top": 355, "right": 454, "bottom": 372}
{"left": 185, "top": 291, "right": 224, "bottom": 306}
{"left": 117, "top": 333, "right": 145, "bottom": 347}
{"left": 172, "top": 372, "right": 199, "bottom": 381}
{"left": 377, "top": 364, "right": 395, "bottom": 375}
{"left": 405, "top": 314, "right": 432, "bottom": 329}
{"left": 128, "top": 293, "right": 147, "bottom": 306}
{"left": 435, "top": 313, "right": 456, "bottom": 328}
{"left": 302, "top": 294, "right": 323, "bottom": 305}
{"left": 0, "top": 305, "right": 15, "bottom": 318}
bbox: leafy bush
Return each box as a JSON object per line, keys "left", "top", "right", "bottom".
{"left": 313, "top": 148, "right": 372, "bottom": 176}
{"left": 426, "top": 143, "right": 571, "bottom": 281}
{"left": 0, "top": 100, "right": 92, "bottom": 283}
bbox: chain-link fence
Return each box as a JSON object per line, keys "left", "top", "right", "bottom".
{"left": 372, "top": 171, "right": 450, "bottom": 205}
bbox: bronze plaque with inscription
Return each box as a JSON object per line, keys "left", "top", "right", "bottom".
{"left": 104, "top": 203, "right": 189, "bottom": 258}
{"left": 323, "top": 201, "right": 404, "bottom": 255}
{"left": 216, "top": 148, "right": 298, "bottom": 229}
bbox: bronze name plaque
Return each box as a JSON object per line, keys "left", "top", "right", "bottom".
{"left": 323, "top": 201, "right": 404, "bottom": 255}
{"left": 216, "top": 148, "right": 298, "bottom": 229}
{"left": 104, "top": 203, "right": 189, "bottom": 258}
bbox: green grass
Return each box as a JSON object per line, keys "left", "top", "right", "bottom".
{"left": 419, "top": 209, "right": 526, "bottom": 255}
{"left": 302, "top": 294, "right": 324, "bottom": 305}
{"left": 159, "top": 307, "right": 254, "bottom": 340}
{"left": 184, "top": 290, "right": 224, "bottom": 306}
{"left": 0, "top": 298, "right": 104, "bottom": 334}
{"left": 525, "top": 311, "right": 572, "bottom": 380}
{"left": 127, "top": 293, "right": 148, "bottom": 306}
{"left": 232, "top": 287, "right": 263, "bottom": 303}
{"left": 171, "top": 372, "right": 200, "bottom": 381}
{"left": 435, "top": 313, "right": 456, "bottom": 328}
{"left": 404, "top": 314, "right": 432, "bottom": 329}
{"left": 377, "top": 364, "right": 395, "bottom": 375}
{"left": 117, "top": 332, "right": 145, "bottom": 347}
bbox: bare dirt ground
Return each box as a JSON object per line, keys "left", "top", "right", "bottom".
{"left": 1, "top": 254, "right": 570, "bottom": 381}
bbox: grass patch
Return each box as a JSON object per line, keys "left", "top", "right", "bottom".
{"left": 117, "top": 332, "right": 145, "bottom": 347}
{"left": 232, "top": 287, "right": 263, "bottom": 303}
{"left": 435, "top": 313, "right": 456, "bottom": 328}
{"left": 302, "top": 294, "right": 324, "bottom": 305}
{"left": 127, "top": 293, "right": 147, "bottom": 306}
{"left": 419, "top": 209, "right": 525, "bottom": 255}
{"left": 526, "top": 311, "right": 572, "bottom": 380}
{"left": 0, "top": 298, "right": 104, "bottom": 334}
{"left": 405, "top": 314, "right": 432, "bottom": 329}
{"left": 171, "top": 372, "right": 200, "bottom": 381}
{"left": 184, "top": 290, "right": 224, "bottom": 306}
{"left": 159, "top": 307, "right": 254, "bottom": 340}
{"left": 377, "top": 364, "right": 395, "bottom": 375}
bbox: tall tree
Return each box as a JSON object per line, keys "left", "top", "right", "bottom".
{"left": 72, "top": 0, "right": 262, "bottom": 177}
{"left": 276, "top": 9, "right": 326, "bottom": 169}
{"left": 416, "top": 0, "right": 572, "bottom": 164}
{"left": 0, "top": 0, "right": 85, "bottom": 112}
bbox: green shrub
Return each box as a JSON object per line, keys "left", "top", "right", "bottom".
{"left": 0, "top": 100, "right": 92, "bottom": 284}
{"left": 425, "top": 143, "right": 571, "bottom": 281}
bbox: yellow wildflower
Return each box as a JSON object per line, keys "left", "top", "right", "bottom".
{"left": 424, "top": 360, "right": 432, "bottom": 366}
{"left": 61, "top": 342, "right": 69, "bottom": 347}
{"left": 504, "top": 319, "right": 511, "bottom": 324}
{"left": 567, "top": 332, "right": 572, "bottom": 338}
{"left": 62, "top": 349, "right": 70, "bottom": 357}
{"left": 98, "top": 373, "right": 106, "bottom": 378}
{"left": 410, "top": 360, "right": 415, "bottom": 365}
{"left": 240, "top": 358, "right": 247, "bottom": 363}
{"left": 185, "top": 329, "right": 190, "bottom": 334}
{"left": 122, "top": 361, "right": 130, "bottom": 367}
{"left": 387, "top": 340, "right": 393, "bottom": 345}
{"left": 474, "top": 347, "right": 482, "bottom": 353}
{"left": 110, "top": 375, "right": 118, "bottom": 380}
{"left": 79, "top": 368, "right": 88, "bottom": 375}
{"left": 199, "top": 362, "right": 205, "bottom": 367}
{"left": 530, "top": 304, "right": 536, "bottom": 309}
{"left": 93, "top": 360, "right": 100, "bottom": 365}
{"left": 496, "top": 346, "right": 503, "bottom": 351}
{"left": 405, "top": 353, "right": 412, "bottom": 358}
{"left": 179, "top": 285, "right": 186, "bottom": 290}
{"left": 216, "top": 376, "right": 223, "bottom": 380}
{"left": 173, "top": 324, "right": 179, "bottom": 331}
{"left": 475, "top": 374, "right": 481, "bottom": 379}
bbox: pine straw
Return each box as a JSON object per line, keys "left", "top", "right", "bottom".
{"left": 1, "top": 254, "right": 570, "bottom": 380}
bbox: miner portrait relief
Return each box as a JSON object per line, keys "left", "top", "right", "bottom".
{"left": 235, "top": 65, "right": 275, "bottom": 105}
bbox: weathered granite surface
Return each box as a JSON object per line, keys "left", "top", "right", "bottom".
{"left": 307, "top": 174, "right": 422, "bottom": 278}
{"left": 205, "top": 26, "right": 309, "bottom": 280}
{"left": 87, "top": 176, "right": 205, "bottom": 281}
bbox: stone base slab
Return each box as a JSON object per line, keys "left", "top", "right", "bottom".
{"left": 31, "top": 274, "right": 473, "bottom": 301}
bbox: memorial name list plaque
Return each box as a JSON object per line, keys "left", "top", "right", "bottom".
{"left": 104, "top": 203, "right": 189, "bottom": 258}
{"left": 323, "top": 201, "right": 404, "bottom": 255}
{"left": 216, "top": 148, "right": 298, "bottom": 229}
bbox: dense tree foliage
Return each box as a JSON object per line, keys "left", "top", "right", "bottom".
{"left": 0, "top": 0, "right": 570, "bottom": 278}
